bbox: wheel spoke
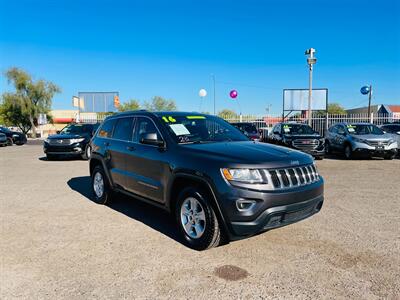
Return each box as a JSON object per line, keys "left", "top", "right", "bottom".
{"left": 196, "top": 210, "right": 206, "bottom": 222}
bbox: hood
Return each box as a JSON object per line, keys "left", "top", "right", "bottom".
{"left": 350, "top": 133, "right": 393, "bottom": 141}
{"left": 48, "top": 133, "right": 88, "bottom": 139}
{"left": 284, "top": 134, "right": 322, "bottom": 139}
{"left": 182, "top": 141, "right": 313, "bottom": 167}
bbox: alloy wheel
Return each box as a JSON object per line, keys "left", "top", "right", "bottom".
{"left": 93, "top": 172, "right": 104, "bottom": 198}
{"left": 180, "top": 197, "right": 206, "bottom": 239}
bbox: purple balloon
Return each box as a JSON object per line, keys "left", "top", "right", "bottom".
{"left": 229, "top": 90, "right": 238, "bottom": 99}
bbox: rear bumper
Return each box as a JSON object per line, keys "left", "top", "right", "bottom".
{"left": 230, "top": 195, "right": 323, "bottom": 237}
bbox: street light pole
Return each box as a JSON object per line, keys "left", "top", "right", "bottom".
{"left": 305, "top": 48, "right": 317, "bottom": 126}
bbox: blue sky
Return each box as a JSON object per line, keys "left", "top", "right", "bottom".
{"left": 1, "top": 0, "right": 399, "bottom": 114}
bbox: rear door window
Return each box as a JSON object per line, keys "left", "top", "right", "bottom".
{"left": 112, "top": 117, "right": 134, "bottom": 141}
{"left": 98, "top": 119, "right": 117, "bottom": 138}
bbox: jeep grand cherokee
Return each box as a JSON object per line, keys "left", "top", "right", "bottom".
{"left": 89, "top": 111, "right": 324, "bottom": 250}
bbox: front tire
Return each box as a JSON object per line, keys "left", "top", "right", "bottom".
{"left": 175, "top": 187, "right": 222, "bottom": 250}
{"left": 81, "top": 144, "right": 92, "bottom": 160}
{"left": 344, "top": 144, "right": 353, "bottom": 159}
{"left": 91, "top": 165, "right": 112, "bottom": 204}
{"left": 384, "top": 153, "right": 395, "bottom": 160}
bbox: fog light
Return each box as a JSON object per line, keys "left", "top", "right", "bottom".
{"left": 236, "top": 199, "right": 256, "bottom": 211}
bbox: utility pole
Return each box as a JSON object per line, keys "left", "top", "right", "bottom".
{"left": 367, "top": 85, "right": 372, "bottom": 116}
{"left": 305, "top": 48, "right": 317, "bottom": 126}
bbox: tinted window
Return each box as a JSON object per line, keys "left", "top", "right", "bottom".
{"left": 282, "top": 124, "right": 315, "bottom": 135}
{"left": 382, "top": 125, "right": 400, "bottom": 133}
{"left": 337, "top": 125, "right": 345, "bottom": 135}
{"left": 60, "top": 124, "right": 91, "bottom": 135}
{"left": 113, "top": 117, "right": 134, "bottom": 141}
{"left": 329, "top": 125, "right": 338, "bottom": 133}
{"left": 134, "top": 117, "right": 161, "bottom": 143}
{"left": 158, "top": 114, "right": 247, "bottom": 144}
{"left": 346, "top": 124, "right": 384, "bottom": 135}
{"left": 98, "top": 119, "right": 117, "bottom": 138}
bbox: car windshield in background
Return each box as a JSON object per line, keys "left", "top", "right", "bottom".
{"left": 60, "top": 124, "right": 91, "bottom": 135}
{"left": 282, "top": 124, "right": 315, "bottom": 135}
{"left": 159, "top": 114, "right": 248, "bottom": 144}
{"left": 384, "top": 125, "right": 400, "bottom": 133}
{"left": 346, "top": 124, "right": 384, "bottom": 135}
{"left": 242, "top": 124, "right": 258, "bottom": 134}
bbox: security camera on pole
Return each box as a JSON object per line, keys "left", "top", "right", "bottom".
{"left": 305, "top": 48, "right": 317, "bottom": 126}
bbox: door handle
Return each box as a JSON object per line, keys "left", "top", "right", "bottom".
{"left": 104, "top": 141, "right": 110, "bottom": 146}
{"left": 126, "top": 146, "right": 135, "bottom": 151}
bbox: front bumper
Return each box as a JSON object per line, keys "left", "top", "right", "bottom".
{"left": 352, "top": 141, "right": 398, "bottom": 157}
{"left": 216, "top": 177, "right": 324, "bottom": 238}
{"left": 230, "top": 195, "right": 323, "bottom": 236}
{"left": 43, "top": 142, "right": 85, "bottom": 155}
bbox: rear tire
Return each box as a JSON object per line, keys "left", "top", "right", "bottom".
{"left": 175, "top": 187, "right": 222, "bottom": 250}
{"left": 91, "top": 165, "right": 112, "bottom": 204}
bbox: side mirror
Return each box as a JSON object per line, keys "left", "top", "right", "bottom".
{"left": 396, "top": 131, "right": 400, "bottom": 135}
{"left": 140, "top": 133, "right": 164, "bottom": 147}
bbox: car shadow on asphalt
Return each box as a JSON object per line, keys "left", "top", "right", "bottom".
{"left": 67, "top": 176, "right": 183, "bottom": 246}
{"left": 38, "top": 156, "right": 83, "bottom": 161}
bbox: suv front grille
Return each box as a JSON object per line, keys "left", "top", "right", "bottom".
{"left": 366, "top": 140, "right": 389, "bottom": 147}
{"left": 264, "top": 164, "right": 319, "bottom": 190}
{"left": 49, "top": 139, "right": 72, "bottom": 145}
{"left": 292, "top": 139, "right": 319, "bottom": 150}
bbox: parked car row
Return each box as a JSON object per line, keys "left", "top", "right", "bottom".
{"left": 0, "top": 126, "right": 27, "bottom": 146}
{"left": 231, "top": 121, "right": 399, "bottom": 160}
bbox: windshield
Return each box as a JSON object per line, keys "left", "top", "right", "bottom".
{"left": 384, "top": 125, "right": 400, "bottom": 133}
{"left": 60, "top": 124, "right": 91, "bottom": 135}
{"left": 282, "top": 124, "right": 315, "bottom": 135}
{"left": 346, "top": 124, "right": 384, "bottom": 135}
{"left": 159, "top": 114, "right": 248, "bottom": 144}
{"left": 236, "top": 124, "right": 258, "bottom": 134}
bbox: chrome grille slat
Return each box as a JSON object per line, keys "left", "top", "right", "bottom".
{"left": 266, "top": 164, "right": 319, "bottom": 190}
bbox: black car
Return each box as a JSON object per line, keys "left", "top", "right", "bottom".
{"left": 43, "top": 123, "right": 100, "bottom": 160}
{"left": 268, "top": 122, "right": 325, "bottom": 159}
{"left": 230, "top": 122, "right": 261, "bottom": 141}
{"left": 380, "top": 123, "right": 400, "bottom": 155}
{"left": 89, "top": 111, "right": 324, "bottom": 250}
{"left": 0, "top": 133, "right": 7, "bottom": 146}
{"left": 0, "top": 126, "right": 27, "bottom": 146}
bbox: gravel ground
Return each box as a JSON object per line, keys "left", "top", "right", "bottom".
{"left": 1, "top": 144, "right": 399, "bottom": 299}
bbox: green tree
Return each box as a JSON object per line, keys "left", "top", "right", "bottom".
{"left": 218, "top": 109, "right": 238, "bottom": 119}
{"left": 118, "top": 99, "right": 141, "bottom": 112}
{"left": 316, "top": 103, "right": 346, "bottom": 116}
{"left": 0, "top": 97, "right": 32, "bottom": 133}
{"left": 2, "top": 67, "right": 60, "bottom": 136}
{"left": 143, "top": 96, "right": 177, "bottom": 111}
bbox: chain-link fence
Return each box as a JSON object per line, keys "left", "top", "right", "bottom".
{"left": 80, "top": 112, "right": 398, "bottom": 139}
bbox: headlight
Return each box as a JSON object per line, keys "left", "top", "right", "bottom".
{"left": 12, "top": 134, "right": 19, "bottom": 138}
{"left": 353, "top": 137, "right": 367, "bottom": 144}
{"left": 221, "top": 168, "right": 265, "bottom": 183}
{"left": 319, "top": 138, "right": 325, "bottom": 144}
{"left": 44, "top": 138, "right": 49, "bottom": 143}
{"left": 388, "top": 139, "right": 396, "bottom": 145}
{"left": 70, "top": 138, "right": 85, "bottom": 143}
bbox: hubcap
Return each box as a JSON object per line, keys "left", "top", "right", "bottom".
{"left": 86, "top": 146, "right": 91, "bottom": 158}
{"left": 93, "top": 172, "right": 104, "bottom": 198}
{"left": 180, "top": 197, "right": 206, "bottom": 239}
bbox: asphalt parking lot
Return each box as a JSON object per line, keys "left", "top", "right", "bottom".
{"left": 1, "top": 143, "right": 399, "bottom": 299}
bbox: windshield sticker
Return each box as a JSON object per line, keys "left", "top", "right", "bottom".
{"left": 169, "top": 124, "right": 190, "bottom": 136}
{"left": 347, "top": 125, "right": 356, "bottom": 128}
{"left": 186, "top": 116, "right": 206, "bottom": 119}
{"left": 162, "top": 116, "right": 169, "bottom": 122}
{"left": 283, "top": 127, "right": 290, "bottom": 133}
{"left": 162, "top": 116, "right": 177, "bottom": 123}
{"left": 347, "top": 127, "right": 355, "bottom": 133}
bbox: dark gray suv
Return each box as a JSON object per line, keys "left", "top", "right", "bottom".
{"left": 89, "top": 111, "right": 324, "bottom": 250}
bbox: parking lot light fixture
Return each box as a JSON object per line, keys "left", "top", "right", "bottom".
{"left": 305, "top": 48, "right": 317, "bottom": 126}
